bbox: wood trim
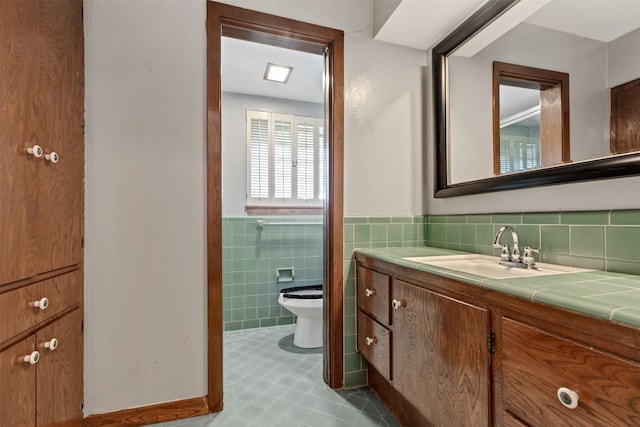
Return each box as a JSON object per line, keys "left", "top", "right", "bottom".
{"left": 492, "top": 61, "right": 570, "bottom": 175}
{"left": 325, "top": 28, "right": 345, "bottom": 389}
{"left": 83, "top": 396, "right": 209, "bottom": 427}
{"left": 206, "top": 1, "right": 345, "bottom": 410}
{"left": 206, "top": 2, "right": 224, "bottom": 412}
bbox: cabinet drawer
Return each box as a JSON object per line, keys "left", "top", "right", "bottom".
{"left": 0, "top": 271, "right": 81, "bottom": 345}
{"left": 502, "top": 318, "right": 640, "bottom": 426}
{"left": 357, "top": 266, "right": 390, "bottom": 325}
{"left": 358, "top": 311, "right": 391, "bottom": 381}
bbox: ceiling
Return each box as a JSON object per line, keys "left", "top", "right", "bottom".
{"left": 221, "top": 0, "right": 640, "bottom": 104}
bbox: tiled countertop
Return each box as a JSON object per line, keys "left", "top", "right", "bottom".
{"left": 354, "top": 246, "right": 640, "bottom": 329}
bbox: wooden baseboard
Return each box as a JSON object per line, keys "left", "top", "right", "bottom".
{"left": 83, "top": 396, "right": 211, "bottom": 427}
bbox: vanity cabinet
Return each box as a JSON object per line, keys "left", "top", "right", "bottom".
{"left": 356, "top": 254, "right": 640, "bottom": 427}
{"left": 0, "top": 1, "right": 84, "bottom": 425}
{"left": 500, "top": 317, "right": 640, "bottom": 426}
{"left": 356, "top": 266, "right": 491, "bottom": 426}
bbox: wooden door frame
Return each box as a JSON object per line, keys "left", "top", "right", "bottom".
{"left": 206, "top": 1, "right": 344, "bottom": 411}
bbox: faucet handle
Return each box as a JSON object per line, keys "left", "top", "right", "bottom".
{"left": 495, "top": 244, "right": 511, "bottom": 262}
{"left": 522, "top": 246, "right": 540, "bottom": 268}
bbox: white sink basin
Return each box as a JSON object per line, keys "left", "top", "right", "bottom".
{"left": 403, "top": 254, "right": 589, "bottom": 279}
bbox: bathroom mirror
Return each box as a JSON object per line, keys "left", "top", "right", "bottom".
{"left": 433, "top": 0, "right": 640, "bottom": 197}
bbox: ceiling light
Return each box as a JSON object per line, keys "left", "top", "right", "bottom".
{"left": 264, "top": 63, "right": 293, "bottom": 83}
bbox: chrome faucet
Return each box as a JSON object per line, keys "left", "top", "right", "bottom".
{"left": 493, "top": 225, "right": 520, "bottom": 263}
{"left": 493, "top": 225, "right": 539, "bottom": 269}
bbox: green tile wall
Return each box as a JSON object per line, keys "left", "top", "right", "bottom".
{"left": 222, "top": 216, "right": 323, "bottom": 331}
{"left": 426, "top": 209, "right": 640, "bottom": 275}
{"left": 343, "top": 215, "right": 425, "bottom": 388}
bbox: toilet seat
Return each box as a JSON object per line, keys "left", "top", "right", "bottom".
{"left": 280, "top": 284, "right": 322, "bottom": 299}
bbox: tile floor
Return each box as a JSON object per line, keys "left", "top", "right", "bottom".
{"left": 148, "top": 325, "right": 399, "bottom": 427}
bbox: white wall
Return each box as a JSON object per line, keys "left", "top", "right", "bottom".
{"left": 609, "top": 26, "right": 640, "bottom": 88}
{"left": 222, "top": 92, "right": 323, "bottom": 216}
{"left": 84, "top": 0, "right": 208, "bottom": 414}
{"left": 85, "top": 0, "right": 426, "bottom": 415}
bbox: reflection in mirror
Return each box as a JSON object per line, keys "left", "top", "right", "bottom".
{"left": 611, "top": 78, "right": 640, "bottom": 155}
{"left": 433, "top": 0, "right": 640, "bottom": 197}
{"left": 493, "top": 61, "right": 569, "bottom": 175}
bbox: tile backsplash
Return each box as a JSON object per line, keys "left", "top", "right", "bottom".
{"left": 222, "top": 216, "right": 323, "bottom": 331}
{"left": 425, "top": 210, "right": 640, "bottom": 276}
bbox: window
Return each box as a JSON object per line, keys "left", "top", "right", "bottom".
{"left": 246, "top": 110, "right": 324, "bottom": 211}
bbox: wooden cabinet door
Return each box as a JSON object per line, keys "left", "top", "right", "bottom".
{"left": 36, "top": 309, "right": 83, "bottom": 427}
{"left": 392, "top": 279, "right": 491, "bottom": 426}
{"left": 0, "top": 336, "right": 37, "bottom": 426}
{"left": 33, "top": 0, "right": 84, "bottom": 275}
{"left": 0, "top": 0, "right": 83, "bottom": 285}
{"left": 0, "top": 0, "right": 40, "bottom": 286}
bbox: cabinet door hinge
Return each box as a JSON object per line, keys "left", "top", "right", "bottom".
{"left": 488, "top": 332, "right": 496, "bottom": 355}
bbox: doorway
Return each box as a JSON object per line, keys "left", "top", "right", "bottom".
{"left": 206, "top": 2, "right": 344, "bottom": 411}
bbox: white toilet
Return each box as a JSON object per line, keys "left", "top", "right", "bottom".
{"left": 278, "top": 284, "right": 323, "bottom": 348}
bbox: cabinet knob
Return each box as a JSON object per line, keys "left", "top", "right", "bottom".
{"left": 33, "top": 297, "right": 49, "bottom": 310}
{"left": 364, "top": 288, "right": 376, "bottom": 297}
{"left": 44, "top": 338, "right": 59, "bottom": 351}
{"left": 45, "top": 151, "right": 59, "bottom": 163}
{"left": 23, "top": 351, "right": 40, "bottom": 365}
{"left": 391, "top": 299, "right": 405, "bottom": 310}
{"left": 557, "top": 387, "right": 579, "bottom": 409}
{"left": 365, "top": 336, "right": 377, "bottom": 346}
{"left": 27, "top": 145, "right": 44, "bottom": 158}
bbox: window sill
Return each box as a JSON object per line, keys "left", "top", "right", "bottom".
{"left": 246, "top": 205, "right": 323, "bottom": 215}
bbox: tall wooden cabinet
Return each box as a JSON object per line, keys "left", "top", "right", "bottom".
{"left": 0, "top": 1, "right": 84, "bottom": 426}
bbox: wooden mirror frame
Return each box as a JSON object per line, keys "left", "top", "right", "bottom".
{"left": 433, "top": 0, "right": 640, "bottom": 198}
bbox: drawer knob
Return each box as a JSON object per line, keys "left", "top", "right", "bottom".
{"left": 364, "top": 288, "right": 376, "bottom": 297}
{"left": 557, "top": 387, "right": 579, "bottom": 409}
{"left": 23, "top": 351, "right": 40, "bottom": 365}
{"left": 27, "top": 145, "right": 43, "bottom": 158}
{"left": 391, "top": 299, "right": 405, "bottom": 310}
{"left": 365, "top": 336, "right": 377, "bottom": 346}
{"left": 45, "top": 151, "right": 59, "bottom": 163}
{"left": 44, "top": 338, "right": 59, "bottom": 351}
{"left": 33, "top": 297, "right": 49, "bottom": 310}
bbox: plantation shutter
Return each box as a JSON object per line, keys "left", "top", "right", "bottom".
{"left": 296, "top": 117, "right": 316, "bottom": 200}
{"left": 247, "top": 111, "right": 269, "bottom": 199}
{"left": 318, "top": 124, "right": 325, "bottom": 200}
{"left": 272, "top": 114, "right": 293, "bottom": 200}
{"left": 246, "top": 110, "right": 323, "bottom": 207}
